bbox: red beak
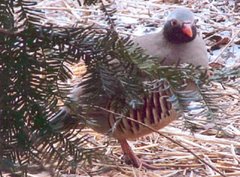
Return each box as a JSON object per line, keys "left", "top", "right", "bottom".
{"left": 182, "top": 24, "right": 193, "bottom": 37}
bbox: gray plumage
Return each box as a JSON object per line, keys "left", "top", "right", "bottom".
{"left": 133, "top": 8, "right": 209, "bottom": 68}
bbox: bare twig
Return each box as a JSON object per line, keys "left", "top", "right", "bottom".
{"left": 93, "top": 105, "right": 227, "bottom": 177}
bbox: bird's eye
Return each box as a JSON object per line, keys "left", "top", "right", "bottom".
{"left": 171, "top": 19, "right": 178, "bottom": 26}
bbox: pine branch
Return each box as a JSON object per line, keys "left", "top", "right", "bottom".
{"left": 1, "top": 1, "right": 239, "bottom": 176}
{"left": 0, "top": 1, "right": 114, "bottom": 175}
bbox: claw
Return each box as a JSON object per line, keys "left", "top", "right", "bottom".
{"left": 119, "top": 139, "right": 162, "bottom": 170}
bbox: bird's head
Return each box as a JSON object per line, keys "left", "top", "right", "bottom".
{"left": 163, "top": 8, "right": 197, "bottom": 44}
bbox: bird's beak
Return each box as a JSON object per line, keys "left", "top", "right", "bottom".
{"left": 182, "top": 24, "right": 193, "bottom": 37}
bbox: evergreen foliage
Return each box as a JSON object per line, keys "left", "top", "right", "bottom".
{"left": 0, "top": 0, "right": 111, "bottom": 175}
{"left": 0, "top": 0, "right": 239, "bottom": 176}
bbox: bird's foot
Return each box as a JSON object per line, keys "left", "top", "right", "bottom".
{"left": 123, "top": 155, "right": 162, "bottom": 170}
{"left": 119, "top": 139, "right": 161, "bottom": 170}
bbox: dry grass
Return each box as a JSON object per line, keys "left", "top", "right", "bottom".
{"left": 24, "top": 0, "right": 240, "bottom": 176}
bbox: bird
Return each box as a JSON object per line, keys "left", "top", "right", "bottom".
{"left": 134, "top": 7, "right": 209, "bottom": 92}
{"left": 133, "top": 8, "right": 208, "bottom": 68}
{"left": 52, "top": 7, "right": 209, "bottom": 170}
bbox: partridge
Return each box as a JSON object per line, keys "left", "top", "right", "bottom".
{"left": 55, "top": 7, "right": 209, "bottom": 169}
{"left": 134, "top": 8, "right": 208, "bottom": 67}
{"left": 134, "top": 7, "right": 209, "bottom": 92}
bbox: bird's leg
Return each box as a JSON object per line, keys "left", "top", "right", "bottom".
{"left": 118, "top": 139, "right": 161, "bottom": 170}
{"left": 119, "top": 139, "right": 141, "bottom": 167}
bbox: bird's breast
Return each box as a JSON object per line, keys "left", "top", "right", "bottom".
{"left": 133, "top": 32, "right": 208, "bottom": 68}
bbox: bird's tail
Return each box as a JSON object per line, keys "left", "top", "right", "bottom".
{"left": 49, "top": 106, "right": 83, "bottom": 131}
